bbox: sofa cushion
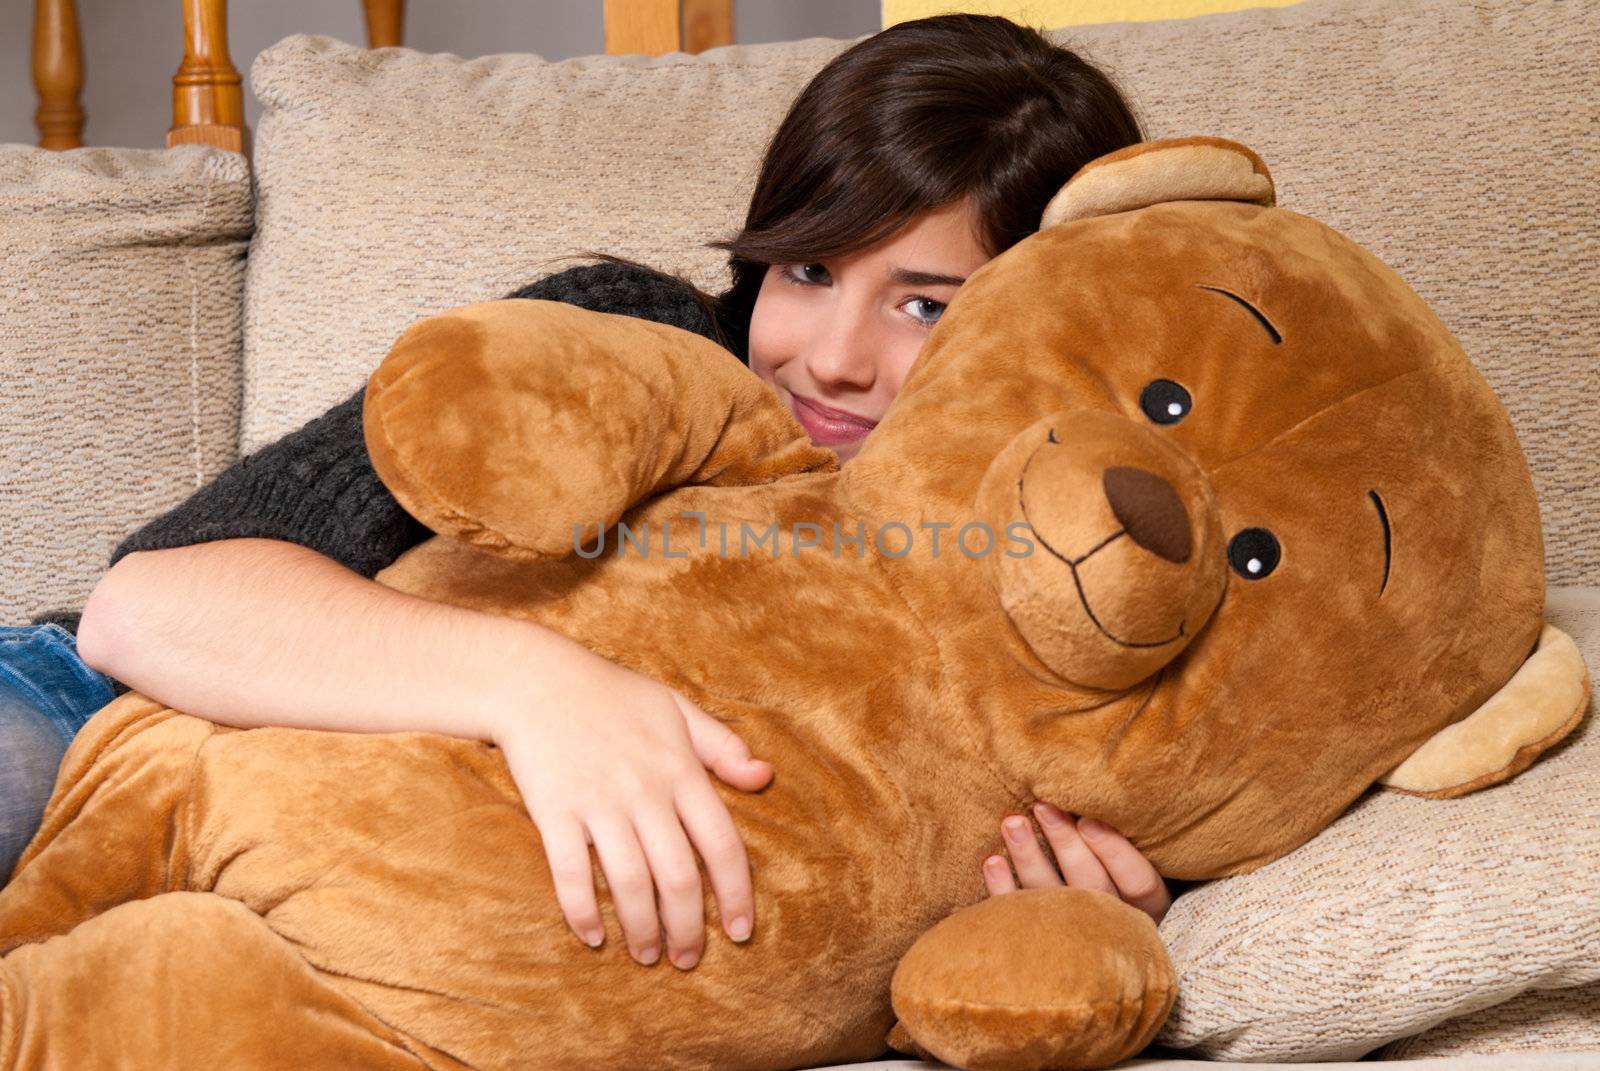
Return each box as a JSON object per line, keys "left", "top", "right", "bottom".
{"left": 0, "top": 144, "right": 251, "bottom": 621}
{"left": 1152, "top": 584, "right": 1598, "bottom": 1062}
{"left": 1377, "top": 981, "right": 1600, "bottom": 1059}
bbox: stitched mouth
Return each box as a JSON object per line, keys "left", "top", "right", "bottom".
{"left": 1018, "top": 439, "right": 1189, "bottom": 650}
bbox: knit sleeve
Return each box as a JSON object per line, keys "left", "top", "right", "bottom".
{"left": 111, "top": 259, "right": 733, "bottom": 574}
{"left": 106, "top": 383, "right": 422, "bottom": 577}
{"left": 25, "top": 386, "right": 416, "bottom": 647}
{"left": 502, "top": 258, "right": 736, "bottom": 358}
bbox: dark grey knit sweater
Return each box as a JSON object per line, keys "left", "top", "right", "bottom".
{"left": 32, "top": 259, "right": 747, "bottom": 694}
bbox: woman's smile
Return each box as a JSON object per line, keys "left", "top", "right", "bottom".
{"left": 788, "top": 392, "right": 877, "bottom": 447}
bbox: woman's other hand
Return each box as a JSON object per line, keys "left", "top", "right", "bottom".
{"left": 491, "top": 632, "right": 772, "bottom": 971}
{"left": 981, "top": 802, "right": 1172, "bottom": 925}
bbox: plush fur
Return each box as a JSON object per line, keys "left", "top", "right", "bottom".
{"left": 0, "top": 139, "right": 1585, "bottom": 1071}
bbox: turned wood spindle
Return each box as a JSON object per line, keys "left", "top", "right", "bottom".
{"left": 33, "top": 0, "right": 85, "bottom": 149}
{"left": 168, "top": 0, "right": 246, "bottom": 154}
{"left": 363, "top": 0, "right": 406, "bottom": 49}
{"left": 605, "top": 0, "right": 735, "bottom": 55}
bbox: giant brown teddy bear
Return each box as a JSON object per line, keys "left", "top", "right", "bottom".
{"left": 0, "top": 138, "right": 1588, "bottom": 1071}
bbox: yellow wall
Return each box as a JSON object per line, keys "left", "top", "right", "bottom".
{"left": 883, "top": 0, "right": 1306, "bottom": 28}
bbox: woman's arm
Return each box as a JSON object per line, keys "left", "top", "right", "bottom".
{"left": 80, "top": 536, "right": 534, "bottom": 740}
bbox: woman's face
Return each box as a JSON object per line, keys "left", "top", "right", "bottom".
{"left": 747, "top": 198, "right": 994, "bottom": 463}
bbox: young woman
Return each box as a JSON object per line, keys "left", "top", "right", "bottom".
{"left": 1, "top": 14, "right": 1171, "bottom": 971}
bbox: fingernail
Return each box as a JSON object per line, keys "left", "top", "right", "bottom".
{"left": 1034, "top": 802, "right": 1065, "bottom": 827}
{"left": 637, "top": 944, "right": 660, "bottom": 965}
{"left": 1003, "top": 816, "right": 1029, "bottom": 842}
{"left": 727, "top": 915, "right": 752, "bottom": 942}
{"left": 983, "top": 855, "right": 1007, "bottom": 872}
{"left": 581, "top": 927, "right": 604, "bottom": 948}
{"left": 671, "top": 949, "right": 700, "bottom": 970}
{"left": 1079, "top": 817, "right": 1110, "bottom": 839}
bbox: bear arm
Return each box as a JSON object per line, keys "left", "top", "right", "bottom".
{"left": 889, "top": 887, "right": 1175, "bottom": 1071}
{"left": 363, "top": 299, "right": 837, "bottom": 561}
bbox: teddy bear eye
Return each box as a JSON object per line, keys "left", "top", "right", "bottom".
{"left": 1228, "top": 528, "right": 1281, "bottom": 580}
{"left": 1140, "top": 380, "right": 1192, "bottom": 425}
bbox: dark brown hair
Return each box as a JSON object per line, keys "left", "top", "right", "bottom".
{"left": 710, "top": 14, "right": 1143, "bottom": 356}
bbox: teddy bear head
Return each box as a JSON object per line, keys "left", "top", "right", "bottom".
{"left": 845, "top": 138, "right": 1564, "bottom": 874}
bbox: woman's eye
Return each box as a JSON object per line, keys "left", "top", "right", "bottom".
{"left": 903, "top": 297, "right": 947, "bottom": 327}
{"left": 1139, "top": 379, "right": 1192, "bottom": 425}
{"left": 785, "top": 263, "right": 830, "bottom": 285}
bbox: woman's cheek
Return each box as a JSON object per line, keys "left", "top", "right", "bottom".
{"left": 748, "top": 280, "right": 809, "bottom": 383}
{"left": 885, "top": 322, "right": 934, "bottom": 393}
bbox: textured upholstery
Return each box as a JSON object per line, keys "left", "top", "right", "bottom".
{"left": 0, "top": 144, "right": 251, "bottom": 620}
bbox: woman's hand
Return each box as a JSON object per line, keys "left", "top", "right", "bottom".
{"left": 491, "top": 632, "right": 772, "bottom": 971}
{"left": 981, "top": 802, "right": 1172, "bottom": 925}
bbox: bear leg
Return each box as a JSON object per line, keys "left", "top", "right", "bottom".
{"left": 0, "top": 891, "right": 437, "bottom": 1069}
{"left": 0, "top": 697, "right": 214, "bottom": 952}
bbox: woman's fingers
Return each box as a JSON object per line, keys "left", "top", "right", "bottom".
{"left": 981, "top": 854, "right": 1019, "bottom": 895}
{"left": 1073, "top": 815, "right": 1172, "bottom": 922}
{"left": 632, "top": 805, "right": 708, "bottom": 970}
{"left": 587, "top": 816, "right": 663, "bottom": 965}
{"left": 539, "top": 813, "right": 606, "bottom": 948}
{"left": 676, "top": 778, "right": 756, "bottom": 945}
{"left": 1033, "top": 803, "right": 1117, "bottom": 896}
{"left": 676, "top": 694, "right": 773, "bottom": 792}
{"left": 985, "top": 805, "right": 1174, "bottom": 925}
{"left": 1002, "top": 814, "right": 1066, "bottom": 889}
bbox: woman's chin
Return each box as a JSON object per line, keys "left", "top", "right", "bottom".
{"left": 827, "top": 437, "right": 865, "bottom": 464}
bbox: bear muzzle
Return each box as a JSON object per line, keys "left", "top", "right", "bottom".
{"left": 976, "top": 409, "right": 1228, "bottom": 691}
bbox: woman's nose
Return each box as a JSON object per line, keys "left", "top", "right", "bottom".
{"left": 805, "top": 312, "right": 881, "bottom": 390}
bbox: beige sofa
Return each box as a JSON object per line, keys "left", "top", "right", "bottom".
{"left": 2, "top": 0, "right": 1595, "bottom": 1066}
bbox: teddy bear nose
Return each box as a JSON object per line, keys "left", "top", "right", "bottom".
{"left": 1102, "top": 466, "right": 1192, "bottom": 563}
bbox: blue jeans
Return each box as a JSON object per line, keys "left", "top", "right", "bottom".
{"left": 0, "top": 624, "right": 118, "bottom": 884}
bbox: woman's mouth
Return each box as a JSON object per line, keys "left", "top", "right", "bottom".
{"left": 790, "top": 394, "right": 877, "bottom": 447}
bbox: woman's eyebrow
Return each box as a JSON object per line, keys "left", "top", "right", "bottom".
{"left": 890, "top": 268, "right": 968, "bottom": 287}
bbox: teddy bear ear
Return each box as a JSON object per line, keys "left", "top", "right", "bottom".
{"left": 1378, "top": 622, "right": 1591, "bottom": 799}
{"left": 1040, "top": 136, "right": 1276, "bottom": 230}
